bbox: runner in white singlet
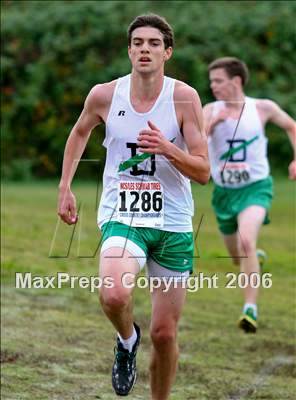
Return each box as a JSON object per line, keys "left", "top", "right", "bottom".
{"left": 57, "top": 14, "right": 209, "bottom": 399}
{"left": 203, "top": 57, "right": 296, "bottom": 333}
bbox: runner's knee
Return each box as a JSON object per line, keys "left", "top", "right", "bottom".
{"left": 100, "top": 286, "right": 131, "bottom": 311}
{"left": 240, "top": 235, "right": 256, "bottom": 256}
{"left": 150, "top": 322, "right": 177, "bottom": 347}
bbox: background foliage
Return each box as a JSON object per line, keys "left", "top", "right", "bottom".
{"left": 1, "top": 0, "right": 296, "bottom": 180}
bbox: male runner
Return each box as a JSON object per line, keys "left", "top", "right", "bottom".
{"left": 58, "top": 14, "right": 209, "bottom": 399}
{"left": 203, "top": 57, "right": 295, "bottom": 333}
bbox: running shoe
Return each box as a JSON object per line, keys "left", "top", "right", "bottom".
{"left": 238, "top": 307, "right": 257, "bottom": 333}
{"left": 256, "top": 248, "right": 267, "bottom": 268}
{"left": 112, "top": 323, "right": 141, "bottom": 396}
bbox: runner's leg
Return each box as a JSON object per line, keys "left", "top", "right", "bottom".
{"left": 223, "top": 232, "right": 241, "bottom": 266}
{"left": 237, "top": 205, "right": 266, "bottom": 305}
{"left": 99, "top": 246, "right": 141, "bottom": 338}
{"left": 148, "top": 260, "right": 188, "bottom": 400}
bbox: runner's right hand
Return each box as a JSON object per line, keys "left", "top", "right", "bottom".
{"left": 58, "top": 188, "right": 78, "bottom": 225}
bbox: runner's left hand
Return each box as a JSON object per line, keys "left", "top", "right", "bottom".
{"left": 137, "top": 121, "right": 172, "bottom": 155}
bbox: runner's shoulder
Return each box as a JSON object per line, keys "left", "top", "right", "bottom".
{"left": 202, "top": 102, "right": 216, "bottom": 122}
{"left": 86, "top": 80, "right": 117, "bottom": 110}
{"left": 203, "top": 102, "right": 215, "bottom": 112}
{"left": 174, "top": 80, "right": 200, "bottom": 102}
{"left": 255, "top": 98, "right": 278, "bottom": 113}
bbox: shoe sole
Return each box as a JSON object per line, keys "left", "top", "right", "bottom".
{"left": 238, "top": 315, "right": 257, "bottom": 333}
{"left": 114, "top": 371, "right": 137, "bottom": 397}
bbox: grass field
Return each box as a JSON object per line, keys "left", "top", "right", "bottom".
{"left": 1, "top": 178, "right": 296, "bottom": 400}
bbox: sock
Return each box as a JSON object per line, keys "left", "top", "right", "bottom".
{"left": 243, "top": 303, "right": 258, "bottom": 318}
{"left": 118, "top": 325, "right": 137, "bottom": 352}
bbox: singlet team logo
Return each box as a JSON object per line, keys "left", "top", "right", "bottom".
{"left": 220, "top": 135, "right": 259, "bottom": 162}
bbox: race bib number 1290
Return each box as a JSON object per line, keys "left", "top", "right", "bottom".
{"left": 220, "top": 162, "right": 250, "bottom": 186}
{"left": 117, "top": 181, "right": 164, "bottom": 228}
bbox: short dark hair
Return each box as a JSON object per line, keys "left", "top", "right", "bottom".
{"left": 127, "top": 14, "right": 174, "bottom": 49}
{"left": 208, "top": 57, "right": 249, "bottom": 86}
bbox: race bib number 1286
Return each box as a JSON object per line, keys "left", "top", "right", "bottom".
{"left": 117, "top": 181, "right": 164, "bottom": 228}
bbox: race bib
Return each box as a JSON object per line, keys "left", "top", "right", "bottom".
{"left": 220, "top": 162, "right": 250, "bottom": 186}
{"left": 117, "top": 181, "right": 164, "bottom": 228}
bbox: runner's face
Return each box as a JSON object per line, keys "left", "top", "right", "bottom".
{"left": 209, "top": 68, "right": 237, "bottom": 101}
{"left": 128, "top": 27, "right": 172, "bottom": 73}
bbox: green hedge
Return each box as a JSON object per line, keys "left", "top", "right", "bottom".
{"left": 1, "top": 0, "right": 295, "bottom": 179}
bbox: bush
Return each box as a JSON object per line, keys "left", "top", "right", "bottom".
{"left": 1, "top": 158, "right": 34, "bottom": 181}
{"left": 1, "top": 1, "right": 295, "bottom": 178}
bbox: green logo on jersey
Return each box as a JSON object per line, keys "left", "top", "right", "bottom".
{"left": 219, "top": 135, "right": 259, "bottom": 161}
{"left": 118, "top": 137, "right": 176, "bottom": 172}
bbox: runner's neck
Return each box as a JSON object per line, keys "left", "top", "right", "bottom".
{"left": 130, "top": 71, "right": 164, "bottom": 103}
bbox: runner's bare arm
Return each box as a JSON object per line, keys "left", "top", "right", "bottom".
{"left": 137, "top": 85, "right": 210, "bottom": 184}
{"left": 173, "top": 86, "right": 210, "bottom": 183}
{"left": 58, "top": 84, "right": 109, "bottom": 224}
{"left": 260, "top": 99, "right": 296, "bottom": 179}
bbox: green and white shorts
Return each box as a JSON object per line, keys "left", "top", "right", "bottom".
{"left": 100, "top": 221, "right": 193, "bottom": 276}
{"left": 212, "top": 176, "right": 274, "bottom": 235}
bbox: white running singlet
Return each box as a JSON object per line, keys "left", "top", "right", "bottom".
{"left": 97, "top": 74, "right": 194, "bottom": 232}
{"left": 208, "top": 97, "right": 270, "bottom": 188}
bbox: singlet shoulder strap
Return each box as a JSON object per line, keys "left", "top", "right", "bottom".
{"left": 212, "top": 100, "right": 225, "bottom": 116}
